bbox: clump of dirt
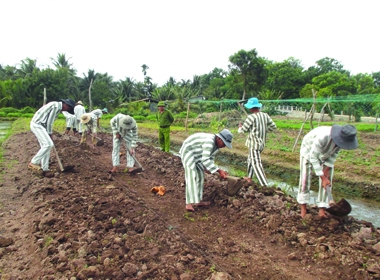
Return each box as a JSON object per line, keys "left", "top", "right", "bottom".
{"left": 0, "top": 131, "right": 380, "bottom": 279}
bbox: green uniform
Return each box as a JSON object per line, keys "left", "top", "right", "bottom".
{"left": 156, "top": 110, "right": 174, "bottom": 152}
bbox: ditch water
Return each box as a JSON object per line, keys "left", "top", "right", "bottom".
{"left": 0, "top": 121, "right": 12, "bottom": 141}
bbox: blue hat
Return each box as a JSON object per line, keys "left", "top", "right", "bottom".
{"left": 244, "top": 98, "right": 262, "bottom": 109}
{"left": 102, "top": 108, "right": 108, "bottom": 113}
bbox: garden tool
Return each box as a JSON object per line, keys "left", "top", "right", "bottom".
{"left": 215, "top": 173, "right": 244, "bottom": 196}
{"left": 325, "top": 185, "right": 352, "bottom": 217}
{"left": 90, "top": 134, "right": 104, "bottom": 146}
{"left": 53, "top": 147, "right": 75, "bottom": 172}
{"left": 126, "top": 148, "right": 143, "bottom": 175}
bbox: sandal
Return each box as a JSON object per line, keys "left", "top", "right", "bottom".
{"left": 28, "top": 163, "right": 41, "bottom": 171}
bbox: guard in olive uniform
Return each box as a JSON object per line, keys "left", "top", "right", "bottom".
{"left": 156, "top": 101, "right": 174, "bottom": 152}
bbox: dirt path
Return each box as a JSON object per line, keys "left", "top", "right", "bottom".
{"left": 0, "top": 131, "right": 379, "bottom": 279}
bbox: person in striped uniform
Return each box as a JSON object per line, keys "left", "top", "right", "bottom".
{"left": 238, "top": 97, "right": 277, "bottom": 187}
{"left": 91, "top": 108, "right": 108, "bottom": 128}
{"left": 62, "top": 111, "right": 76, "bottom": 135}
{"left": 28, "top": 99, "right": 76, "bottom": 175}
{"left": 180, "top": 129, "right": 233, "bottom": 212}
{"left": 74, "top": 101, "right": 86, "bottom": 135}
{"left": 298, "top": 125, "right": 358, "bottom": 218}
{"left": 108, "top": 114, "right": 138, "bottom": 174}
{"left": 80, "top": 113, "right": 98, "bottom": 148}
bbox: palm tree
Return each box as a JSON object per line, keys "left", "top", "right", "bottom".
{"left": 51, "top": 53, "right": 76, "bottom": 75}
{"left": 141, "top": 64, "right": 149, "bottom": 76}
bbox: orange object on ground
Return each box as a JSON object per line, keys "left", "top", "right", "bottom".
{"left": 150, "top": 186, "right": 166, "bottom": 196}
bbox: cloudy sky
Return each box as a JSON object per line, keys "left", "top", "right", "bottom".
{"left": 1, "top": 0, "right": 378, "bottom": 86}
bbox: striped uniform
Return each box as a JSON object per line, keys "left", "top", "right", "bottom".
{"left": 80, "top": 113, "right": 97, "bottom": 144}
{"left": 238, "top": 111, "right": 277, "bottom": 186}
{"left": 30, "top": 101, "right": 62, "bottom": 171}
{"left": 91, "top": 109, "right": 103, "bottom": 121}
{"left": 62, "top": 111, "right": 76, "bottom": 128}
{"left": 74, "top": 104, "right": 86, "bottom": 133}
{"left": 297, "top": 126, "right": 340, "bottom": 208}
{"left": 110, "top": 114, "right": 138, "bottom": 168}
{"left": 179, "top": 133, "right": 220, "bottom": 204}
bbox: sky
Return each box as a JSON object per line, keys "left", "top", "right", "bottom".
{"left": 1, "top": 0, "right": 379, "bottom": 86}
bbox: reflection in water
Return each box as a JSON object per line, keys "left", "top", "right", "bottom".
{"left": 0, "top": 121, "right": 12, "bottom": 140}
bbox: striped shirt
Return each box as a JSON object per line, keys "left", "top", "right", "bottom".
{"left": 74, "top": 104, "right": 86, "bottom": 120}
{"left": 110, "top": 113, "right": 138, "bottom": 148}
{"left": 239, "top": 111, "right": 277, "bottom": 151}
{"left": 91, "top": 109, "right": 103, "bottom": 120}
{"left": 31, "top": 101, "right": 62, "bottom": 134}
{"left": 179, "top": 133, "right": 220, "bottom": 173}
{"left": 300, "top": 126, "right": 340, "bottom": 176}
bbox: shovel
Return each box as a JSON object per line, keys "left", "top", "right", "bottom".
{"left": 215, "top": 174, "right": 244, "bottom": 196}
{"left": 90, "top": 134, "right": 104, "bottom": 146}
{"left": 325, "top": 185, "right": 352, "bottom": 217}
{"left": 127, "top": 148, "right": 143, "bottom": 175}
{"left": 53, "top": 147, "right": 75, "bottom": 172}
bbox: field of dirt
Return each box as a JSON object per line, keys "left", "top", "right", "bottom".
{"left": 0, "top": 130, "right": 380, "bottom": 279}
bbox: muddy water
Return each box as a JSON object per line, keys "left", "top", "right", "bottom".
{"left": 0, "top": 121, "right": 12, "bottom": 141}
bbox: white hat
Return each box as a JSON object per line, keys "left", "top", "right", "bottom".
{"left": 120, "top": 115, "right": 136, "bottom": 130}
{"left": 76, "top": 100, "right": 83, "bottom": 105}
{"left": 80, "top": 113, "right": 92, "bottom": 124}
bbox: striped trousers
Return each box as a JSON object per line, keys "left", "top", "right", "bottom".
{"left": 30, "top": 122, "right": 54, "bottom": 171}
{"left": 183, "top": 163, "right": 205, "bottom": 204}
{"left": 247, "top": 149, "right": 268, "bottom": 187}
{"left": 112, "top": 136, "right": 135, "bottom": 168}
{"left": 297, "top": 156, "right": 334, "bottom": 208}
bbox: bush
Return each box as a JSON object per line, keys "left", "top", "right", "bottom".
{"left": 133, "top": 115, "right": 146, "bottom": 122}
{"left": 0, "top": 107, "right": 18, "bottom": 114}
{"left": 19, "top": 106, "right": 36, "bottom": 114}
{"left": 146, "top": 115, "right": 157, "bottom": 121}
{"left": 175, "top": 112, "right": 198, "bottom": 119}
{"left": 0, "top": 112, "right": 6, "bottom": 117}
{"left": 21, "top": 113, "right": 34, "bottom": 118}
{"left": 7, "top": 112, "right": 21, "bottom": 117}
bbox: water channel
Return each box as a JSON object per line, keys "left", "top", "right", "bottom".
{"left": 0, "top": 120, "right": 379, "bottom": 228}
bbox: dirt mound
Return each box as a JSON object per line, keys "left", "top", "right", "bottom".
{"left": 0, "top": 131, "right": 379, "bottom": 279}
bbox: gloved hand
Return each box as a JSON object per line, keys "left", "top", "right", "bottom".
{"left": 217, "top": 169, "right": 228, "bottom": 179}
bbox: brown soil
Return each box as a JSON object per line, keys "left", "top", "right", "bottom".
{"left": 0, "top": 130, "right": 380, "bottom": 279}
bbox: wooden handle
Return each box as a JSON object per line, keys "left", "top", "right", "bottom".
{"left": 53, "top": 147, "right": 64, "bottom": 172}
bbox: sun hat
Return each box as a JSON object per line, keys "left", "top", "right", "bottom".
{"left": 331, "top": 124, "right": 358, "bottom": 150}
{"left": 120, "top": 115, "right": 136, "bottom": 130}
{"left": 244, "top": 97, "right": 262, "bottom": 109}
{"left": 102, "top": 108, "right": 108, "bottom": 113}
{"left": 76, "top": 100, "right": 83, "bottom": 105}
{"left": 216, "top": 129, "right": 233, "bottom": 148}
{"left": 157, "top": 101, "right": 165, "bottom": 107}
{"left": 80, "top": 113, "right": 92, "bottom": 124}
{"left": 60, "top": 98, "right": 76, "bottom": 114}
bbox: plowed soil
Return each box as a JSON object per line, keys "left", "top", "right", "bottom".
{"left": 0, "top": 130, "right": 379, "bottom": 280}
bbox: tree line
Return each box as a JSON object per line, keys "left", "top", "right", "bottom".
{"left": 1, "top": 50, "right": 380, "bottom": 116}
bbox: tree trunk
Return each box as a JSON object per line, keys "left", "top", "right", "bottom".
{"left": 43, "top": 88, "right": 47, "bottom": 106}
{"left": 89, "top": 79, "right": 93, "bottom": 111}
{"left": 185, "top": 102, "right": 190, "bottom": 132}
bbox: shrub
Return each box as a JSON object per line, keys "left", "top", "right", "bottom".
{"left": 133, "top": 115, "right": 146, "bottom": 122}
{"left": 0, "top": 112, "right": 6, "bottom": 117}
{"left": 7, "top": 112, "right": 21, "bottom": 117}
{"left": 0, "top": 107, "right": 18, "bottom": 114}
{"left": 146, "top": 115, "right": 157, "bottom": 121}
{"left": 19, "top": 106, "right": 36, "bottom": 114}
{"left": 21, "top": 113, "right": 34, "bottom": 118}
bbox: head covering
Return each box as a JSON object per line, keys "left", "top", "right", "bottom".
{"left": 102, "top": 108, "right": 108, "bottom": 113}
{"left": 244, "top": 97, "right": 262, "bottom": 109}
{"left": 157, "top": 101, "right": 166, "bottom": 107}
{"left": 76, "top": 100, "right": 83, "bottom": 105}
{"left": 120, "top": 115, "right": 136, "bottom": 130}
{"left": 80, "top": 113, "right": 92, "bottom": 124}
{"left": 60, "top": 98, "right": 76, "bottom": 114}
{"left": 216, "top": 129, "right": 233, "bottom": 148}
{"left": 331, "top": 124, "right": 358, "bottom": 150}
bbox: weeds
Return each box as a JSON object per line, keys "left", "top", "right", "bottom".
{"left": 183, "top": 212, "right": 195, "bottom": 222}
